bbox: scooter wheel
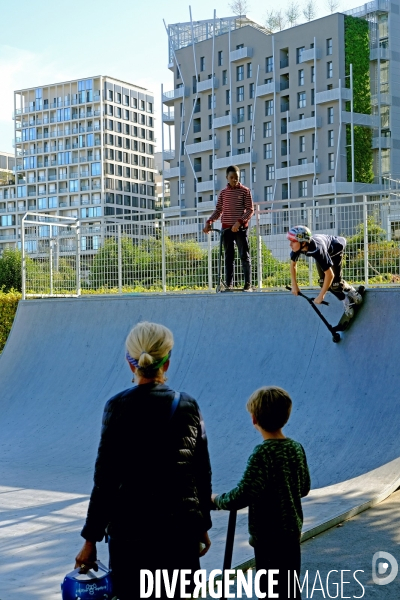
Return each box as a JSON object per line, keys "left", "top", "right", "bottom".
{"left": 332, "top": 333, "right": 341, "bottom": 343}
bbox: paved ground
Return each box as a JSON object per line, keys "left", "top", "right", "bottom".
{"left": 1, "top": 290, "right": 400, "bottom": 598}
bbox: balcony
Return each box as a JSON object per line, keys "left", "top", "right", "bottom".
{"left": 280, "top": 58, "right": 289, "bottom": 68}
{"left": 256, "top": 81, "right": 279, "bottom": 97}
{"left": 314, "top": 181, "right": 383, "bottom": 196}
{"left": 186, "top": 139, "right": 220, "bottom": 154}
{"left": 371, "top": 93, "right": 391, "bottom": 106}
{"left": 162, "top": 111, "right": 175, "bottom": 125}
{"left": 163, "top": 149, "right": 175, "bottom": 161}
{"left": 197, "top": 179, "right": 221, "bottom": 193}
{"left": 341, "top": 112, "right": 379, "bottom": 127}
{"left": 372, "top": 136, "right": 392, "bottom": 149}
{"left": 163, "top": 165, "right": 186, "bottom": 178}
{"left": 315, "top": 87, "right": 352, "bottom": 104}
{"left": 299, "top": 48, "right": 322, "bottom": 63}
{"left": 162, "top": 87, "right": 190, "bottom": 106}
{"left": 197, "top": 77, "right": 219, "bottom": 93}
{"left": 370, "top": 47, "right": 390, "bottom": 60}
{"left": 230, "top": 47, "right": 253, "bottom": 62}
{"left": 280, "top": 80, "right": 290, "bottom": 91}
{"left": 214, "top": 152, "right": 257, "bottom": 169}
{"left": 288, "top": 116, "right": 322, "bottom": 133}
{"left": 276, "top": 161, "right": 320, "bottom": 179}
{"left": 213, "top": 114, "right": 237, "bottom": 128}
{"left": 197, "top": 200, "right": 216, "bottom": 211}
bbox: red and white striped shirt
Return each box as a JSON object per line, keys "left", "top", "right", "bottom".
{"left": 207, "top": 182, "right": 254, "bottom": 229}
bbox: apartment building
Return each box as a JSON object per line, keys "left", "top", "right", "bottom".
{"left": 162, "top": 1, "right": 400, "bottom": 235}
{"left": 0, "top": 151, "right": 15, "bottom": 186}
{"left": 0, "top": 75, "right": 156, "bottom": 256}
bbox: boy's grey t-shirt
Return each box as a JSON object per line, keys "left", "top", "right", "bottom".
{"left": 214, "top": 438, "right": 311, "bottom": 545}
{"left": 290, "top": 234, "right": 345, "bottom": 272}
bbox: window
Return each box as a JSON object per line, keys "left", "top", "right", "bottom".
{"left": 222, "top": 70, "right": 228, "bottom": 85}
{"left": 327, "top": 61, "right": 333, "bottom": 78}
{"left": 328, "top": 107, "right": 334, "bottom": 124}
{"left": 311, "top": 66, "right": 315, "bottom": 84}
{"left": 263, "top": 122, "right": 272, "bottom": 137}
{"left": 239, "top": 169, "right": 246, "bottom": 184}
{"left": 296, "top": 47, "right": 305, "bottom": 64}
{"left": 297, "top": 92, "right": 306, "bottom": 108}
{"left": 38, "top": 197, "right": 48, "bottom": 209}
{"left": 200, "top": 57, "right": 205, "bottom": 71}
{"left": 299, "top": 180, "right": 307, "bottom": 197}
{"left": 236, "top": 65, "right": 244, "bottom": 81}
{"left": 299, "top": 136, "right": 305, "bottom": 152}
{"left": 252, "top": 167, "right": 256, "bottom": 183}
{"left": 329, "top": 152, "right": 335, "bottom": 170}
{"left": 247, "top": 63, "right": 252, "bottom": 78}
{"left": 208, "top": 94, "right": 216, "bottom": 109}
{"left": 248, "top": 105, "right": 253, "bottom": 121}
{"left": 237, "top": 107, "right": 245, "bottom": 123}
{"left": 218, "top": 51, "right": 223, "bottom": 66}
{"left": 264, "top": 185, "right": 273, "bottom": 201}
{"left": 312, "top": 133, "right": 315, "bottom": 151}
{"left": 107, "top": 89, "right": 113, "bottom": 101}
{"left": 209, "top": 154, "right": 213, "bottom": 169}
{"left": 237, "top": 128, "right": 245, "bottom": 143}
{"left": 266, "top": 56, "right": 273, "bottom": 73}
{"left": 237, "top": 86, "right": 244, "bottom": 102}
{"left": 328, "top": 130, "right": 334, "bottom": 147}
{"left": 327, "top": 38, "right": 332, "bottom": 55}
{"left": 249, "top": 83, "right": 255, "bottom": 99}
{"left": 227, "top": 130, "right": 231, "bottom": 146}
{"left": 226, "top": 89, "right": 231, "bottom": 105}
{"left": 298, "top": 69, "right": 304, "bottom": 86}
{"left": 266, "top": 164, "right": 275, "bottom": 180}
{"left": 48, "top": 196, "right": 58, "bottom": 208}
{"left": 265, "top": 100, "right": 274, "bottom": 115}
{"left": 264, "top": 143, "right": 272, "bottom": 159}
{"left": 91, "top": 162, "right": 101, "bottom": 176}
{"left": 298, "top": 158, "right": 307, "bottom": 165}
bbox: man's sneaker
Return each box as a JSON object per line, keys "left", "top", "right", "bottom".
{"left": 343, "top": 296, "right": 354, "bottom": 318}
{"left": 224, "top": 284, "right": 233, "bottom": 292}
{"left": 347, "top": 287, "right": 363, "bottom": 305}
{"left": 243, "top": 283, "right": 253, "bottom": 292}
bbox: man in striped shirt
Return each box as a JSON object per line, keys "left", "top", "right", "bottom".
{"left": 203, "top": 165, "right": 254, "bottom": 291}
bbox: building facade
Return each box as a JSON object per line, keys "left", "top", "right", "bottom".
{"left": 162, "top": 1, "right": 400, "bottom": 234}
{"left": 0, "top": 75, "right": 156, "bottom": 256}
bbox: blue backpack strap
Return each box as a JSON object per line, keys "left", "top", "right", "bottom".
{"left": 170, "top": 391, "right": 180, "bottom": 420}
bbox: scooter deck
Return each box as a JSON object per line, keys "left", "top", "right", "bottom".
{"left": 333, "top": 286, "right": 366, "bottom": 333}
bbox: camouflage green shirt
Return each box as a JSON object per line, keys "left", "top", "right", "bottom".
{"left": 214, "top": 438, "right": 311, "bottom": 545}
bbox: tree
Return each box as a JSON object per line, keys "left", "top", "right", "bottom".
{"left": 326, "top": 0, "right": 340, "bottom": 12}
{"left": 265, "top": 9, "right": 287, "bottom": 32}
{"left": 0, "top": 249, "right": 22, "bottom": 292}
{"left": 229, "top": 0, "right": 249, "bottom": 17}
{"left": 302, "top": 0, "right": 317, "bottom": 21}
{"left": 286, "top": 2, "right": 300, "bottom": 27}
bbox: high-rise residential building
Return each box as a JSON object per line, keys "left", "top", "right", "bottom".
{"left": 0, "top": 75, "right": 156, "bottom": 256}
{"left": 162, "top": 1, "right": 399, "bottom": 233}
{"left": 0, "top": 152, "right": 15, "bottom": 186}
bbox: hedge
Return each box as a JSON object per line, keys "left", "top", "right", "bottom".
{"left": 0, "top": 290, "right": 21, "bottom": 353}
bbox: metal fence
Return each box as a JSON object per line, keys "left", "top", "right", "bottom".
{"left": 21, "top": 193, "right": 400, "bottom": 298}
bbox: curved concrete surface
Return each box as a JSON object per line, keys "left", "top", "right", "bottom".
{"left": 0, "top": 290, "right": 399, "bottom": 598}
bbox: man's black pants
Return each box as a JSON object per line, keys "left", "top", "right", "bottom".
{"left": 315, "top": 250, "right": 353, "bottom": 301}
{"left": 222, "top": 227, "right": 251, "bottom": 287}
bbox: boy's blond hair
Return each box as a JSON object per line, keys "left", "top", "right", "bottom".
{"left": 246, "top": 386, "right": 292, "bottom": 432}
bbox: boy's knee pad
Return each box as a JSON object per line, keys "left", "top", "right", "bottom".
{"left": 331, "top": 281, "right": 344, "bottom": 291}
{"left": 318, "top": 278, "right": 324, "bottom": 288}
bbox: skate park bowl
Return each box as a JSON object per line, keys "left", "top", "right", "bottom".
{"left": 1, "top": 289, "right": 400, "bottom": 598}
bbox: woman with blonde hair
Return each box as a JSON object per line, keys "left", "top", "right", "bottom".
{"left": 74, "top": 321, "right": 212, "bottom": 599}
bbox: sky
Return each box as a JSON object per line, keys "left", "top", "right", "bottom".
{"left": 0, "top": 0, "right": 365, "bottom": 155}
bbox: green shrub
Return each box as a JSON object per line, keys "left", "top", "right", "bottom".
{"left": 0, "top": 290, "right": 21, "bottom": 353}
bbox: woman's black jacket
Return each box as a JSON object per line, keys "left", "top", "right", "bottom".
{"left": 81, "top": 383, "right": 212, "bottom": 542}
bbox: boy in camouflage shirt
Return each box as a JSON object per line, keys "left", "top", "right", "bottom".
{"left": 212, "top": 386, "right": 310, "bottom": 598}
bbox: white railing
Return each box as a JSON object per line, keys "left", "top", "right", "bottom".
{"left": 214, "top": 152, "right": 257, "bottom": 169}
{"left": 316, "top": 88, "right": 352, "bottom": 104}
{"left": 230, "top": 47, "right": 253, "bottom": 62}
{"left": 300, "top": 48, "right": 322, "bottom": 63}
{"left": 186, "top": 139, "right": 220, "bottom": 154}
{"left": 213, "top": 114, "right": 237, "bottom": 128}
{"left": 276, "top": 161, "right": 320, "bottom": 179}
{"left": 197, "top": 77, "right": 219, "bottom": 93}
{"left": 288, "top": 116, "right": 322, "bottom": 133}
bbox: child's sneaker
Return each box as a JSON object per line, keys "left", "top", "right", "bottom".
{"left": 243, "top": 283, "right": 253, "bottom": 292}
{"left": 343, "top": 296, "right": 354, "bottom": 318}
{"left": 347, "top": 287, "right": 363, "bottom": 305}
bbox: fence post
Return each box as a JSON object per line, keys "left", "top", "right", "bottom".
{"left": 307, "top": 208, "right": 313, "bottom": 286}
{"left": 363, "top": 195, "right": 369, "bottom": 287}
{"left": 162, "top": 212, "right": 166, "bottom": 293}
{"left": 117, "top": 224, "right": 122, "bottom": 294}
{"left": 49, "top": 225, "right": 53, "bottom": 296}
{"left": 76, "top": 221, "right": 81, "bottom": 296}
{"left": 208, "top": 230, "right": 213, "bottom": 292}
{"left": 21, "top": 217, "right": 26, "bottom": 300}
{"left": 255, "top": 204, "right": 262, "bottom": 290}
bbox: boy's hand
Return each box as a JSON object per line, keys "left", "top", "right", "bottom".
{"left": 313, "top": 293, "right": 325, "bottom": 305}
{"left": 231, "top": 221, "right": 241, "bottom": 233}
{"left": 291, "top": 283, "right": 300, "bottom": 296}
{"left": 199, "top": 531, "right": 211, "bottom": 557}
{"left": 211, "top": 493, "right": 218, "bottom": 503}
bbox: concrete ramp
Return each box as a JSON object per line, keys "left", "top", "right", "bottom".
{"left": 1, "top": 290, "right": 400, "bottom": 598}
